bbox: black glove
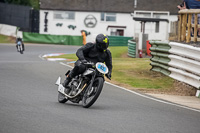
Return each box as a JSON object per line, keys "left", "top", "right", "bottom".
{"left": 106, "top": 71, "right": 111, "bottom": 80}
{"left": 81, "top": 59, "right": 87, "bottom": 64}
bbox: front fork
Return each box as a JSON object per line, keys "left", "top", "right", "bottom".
{"left": 87, "top": 71, "right": 97, "bottom": 92}
{"left": 85, "top": 70, "right": 104, "bottom": 96}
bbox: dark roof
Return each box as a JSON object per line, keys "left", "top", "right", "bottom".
{"left": 40, "top": 0, "right": 181, "bottom": 14}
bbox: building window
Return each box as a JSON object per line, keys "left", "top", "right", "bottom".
{"left": 135, "top": 12, "right": 151, "bottom": 18}
{"left": 153, "top": 13, "right": 168, "bottom": 19}
{"left": 110, "top": 29, "right": 124, "bottom": 36}
{"left": 101, "top": 13, "right": 116, "bottom": 22}
{"left": 54, "top": 11, "right": 75, "bottom": 20}
{"left": 155, "top": 22, "right": 159, "bottom": 33}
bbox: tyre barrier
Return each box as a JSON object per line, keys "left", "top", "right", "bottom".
{"left": 128, "top": 40, "right": 136, "bottom": 58}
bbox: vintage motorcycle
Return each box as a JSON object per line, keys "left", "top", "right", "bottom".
{"left": 16, "top": 40, "right": 23, "bottom": 54}
{"left": 55, "top": 62, "right": 111, "bottom": 108}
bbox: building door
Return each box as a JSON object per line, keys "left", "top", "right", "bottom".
{"left": 117, "top": 29, "right": 124, "bottom": 36}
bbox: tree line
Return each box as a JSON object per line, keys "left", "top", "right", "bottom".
{"left": 0, "top": 0, "right": 39, "bottom": 9}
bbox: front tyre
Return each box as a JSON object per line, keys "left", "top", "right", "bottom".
{"left": 82, "top": 77, "right": 104, "bottom": 108}
{"left": 58, "top": 92, "right": 68, "bottom": 103}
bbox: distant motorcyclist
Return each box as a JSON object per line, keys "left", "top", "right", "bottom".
{"left": 63, "top": 34, "right": 112, "bottom": 92}
{"left": 16, "top": 37, "right": 25, "bottom": 51}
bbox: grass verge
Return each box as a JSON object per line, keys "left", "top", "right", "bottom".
{"left": 47, "top": 46, "right": 174, "bottom": 92}
{"left": 0, "top": 34, "right": 15, "bottom": 43}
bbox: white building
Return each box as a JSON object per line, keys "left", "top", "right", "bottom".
{"left": 40, "top": 0, "right": 181, "bottom": 45}
{"left": 40, "top": 11, "right": 135, "bottom": 42}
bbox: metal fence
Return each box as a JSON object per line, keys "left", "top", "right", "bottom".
{"left": 108, "top": 36, "right": 133, "bottom": 46}
{"left": 0, "top": 2, "right": 39, "bottom": 32}
{"left": 23, "top": 32, "right": 82, "bottom": 45}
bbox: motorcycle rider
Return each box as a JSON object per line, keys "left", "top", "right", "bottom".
{"left": 63, "top": 34, "right": 112, "bottom": 92}
{"left": 16, "top": 37, "right": 25, "bottom": 51}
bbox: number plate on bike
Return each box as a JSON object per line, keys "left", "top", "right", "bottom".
{"left": 96, "top": 62, "right": 108, "bottom": 74}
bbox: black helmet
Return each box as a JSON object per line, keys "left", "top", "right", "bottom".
{"left": 96, "top": 34, "right": 109, "bottom": 51}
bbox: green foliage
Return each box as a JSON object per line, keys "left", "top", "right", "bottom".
{"left": 4, "top": 0, "right": 31, "bottom": 6}
{"left": 29, "top": 0, "right": 39, "bottom": 9}
{"left": 4, "top": 0, "right": 39, "bottom": 9}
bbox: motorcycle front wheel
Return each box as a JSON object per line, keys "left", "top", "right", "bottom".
{"left": 18, "top": 45, "right": 23, "bottom": 54}
{"left": 58, "top": 92, "right": 68, "bottom": 103}
{"left": 20, "top": 50, "right": 23, "bottom": 54}
{"left": 82, "top": 77, "right": 104, "bottom": 108}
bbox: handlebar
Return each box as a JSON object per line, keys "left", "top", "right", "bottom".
{"left": 82, "top": 61, "right": 95, "bottom": 68}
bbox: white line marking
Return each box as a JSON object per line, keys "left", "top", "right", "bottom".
{"left": 105, "top": 81, "right": 200, "bottom": 113}
{"left": 59, "top": 62, "right": 73, "bottom": 68}
{"left": 47, "top": 58, "right": 66, "bottom": 61}
{"left": 38, "top": 54, "right": 45, "bottom": 60}
{"left": 48, "top": 59, "right": 200, "bottom": 112}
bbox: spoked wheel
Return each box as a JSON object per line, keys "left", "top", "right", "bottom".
{"left": 17, "top": 46, "right": 20, "bottom": 52}
{"left": 20, "top": 50, "right": 23, "bottom": 54}
{"left": 58, "top": 92, "right": 68, "bottom": 103}
{"left": 82, "top": 77, "right": 104, "bottom": 108}
{"left": 18, "top": 46, "right": 23, "bottom": 54}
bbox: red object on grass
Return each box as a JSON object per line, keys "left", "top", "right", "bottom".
{"left": 139, "top": 50, "right": 143, "bottom": 58}
{"left": 146, "top": 40, "right": 151, "bottom": 56}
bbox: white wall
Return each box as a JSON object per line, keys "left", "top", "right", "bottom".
{"left": 0, "top": 24, "right": 22, "bottom": 38}
{"left": 133, "top": 11, "right": 178, "bottom": 41}
{"left": 40, "top": 10, "right": 178, "bottom": 44}
{"left": 40, "top": 10, "right": 134, "bottom": 42}
{"left": 131, "top": 11, "right": 178, "bottom": 49}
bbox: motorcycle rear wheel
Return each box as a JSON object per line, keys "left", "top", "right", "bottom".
{"left": 58, "top": 92, "right": 68, "bottom": 103}
{"left": 18, "top": 45, "right": 23, "bottom": 54}
{"left": 82, "top": 77, "right": 104, "bottom": 108}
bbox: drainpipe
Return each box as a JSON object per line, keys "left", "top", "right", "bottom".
{"left": 134, "top": 0, "right": 137, "bottom": 8}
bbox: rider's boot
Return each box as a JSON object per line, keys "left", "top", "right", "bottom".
{"left": 16, "top": 45, "right": 19, "bottom": 52}
{"left": 22, "top": 44, "right": 25, "bottom": 51}
{"left": 63, "top": 74, "right": 72, "bottom": 94}
{"left": 63, "top": 68, "right": 78, "bottom": 94}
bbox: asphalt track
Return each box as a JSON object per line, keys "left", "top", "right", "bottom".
{"left": 0, "top": 43, "right": 200, "bottom": 133}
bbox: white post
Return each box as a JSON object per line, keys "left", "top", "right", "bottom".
{"left": 196, "top": 90, "right": 200, "bottom": 98}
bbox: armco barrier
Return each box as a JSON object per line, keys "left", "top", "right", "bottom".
{"left": 149, "top": 41, "right": 200, "bottom": 90}
{"left": 127, "top": 40, "right": 136, "bottom": 58}
{"left": 169, "top": 42, "right": 200, "bottom": 61}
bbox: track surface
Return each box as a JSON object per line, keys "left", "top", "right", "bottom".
{"left": 0, "top": 43, "right": 200, "bottom": 133}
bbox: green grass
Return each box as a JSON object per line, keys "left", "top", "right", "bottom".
{"left": 48, "top": 46, "right": 174, "bottom": 91}
{"left": 0, "top": 34, "right": 15, "bottom": 43}
{"left": 112, "top": 57, "right": 173, "bottom": 90}
{"left": 56, "top": 54, "right": 78, "bottom": 60}
{"left": 52, "top": 47, "right": 128, "bottom": 59}
{"left": 108, "top": 46, "right": 128, "bottom": 58}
